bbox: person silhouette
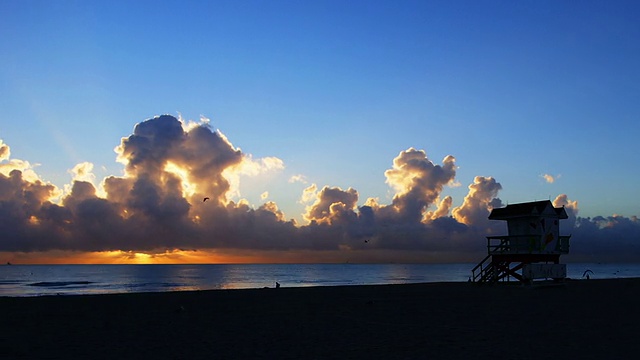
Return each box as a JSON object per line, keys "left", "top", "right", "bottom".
{"left": 275, "top": 281, "right": 281, "bottom": 289}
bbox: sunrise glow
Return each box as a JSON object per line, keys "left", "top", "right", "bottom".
{"left": 1, "top": 1, "right": 639, "bottom": 264}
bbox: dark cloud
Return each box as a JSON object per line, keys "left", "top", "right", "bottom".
{"left": 566, "top": 215, "right": 640, "bottom": 262}
{"left": 0, "top": 115, "right": 639, "bottom": 262}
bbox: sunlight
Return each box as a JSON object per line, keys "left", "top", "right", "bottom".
{"left": 95, "top": 250, "right": 237, "bottom": 264}
{"left": 1, "top": 248, "right": 414, "bottom": 265}
{"left": 132, "top": 252, "right": 154, "bottom": 264}
{"left": 164, "top": 162, "right": 197, "bottom": 198}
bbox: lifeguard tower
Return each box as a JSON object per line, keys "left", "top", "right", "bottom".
{"left": 471, "top": 200, "right": 571, "bottom": 283}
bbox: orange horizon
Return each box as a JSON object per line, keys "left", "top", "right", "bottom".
{"left": 1, "top": 249, "right": 478, "bottom": 265}
{"left": 1, "top": 250, "right": 280, "bottom": 265}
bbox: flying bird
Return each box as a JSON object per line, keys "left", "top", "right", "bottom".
{"left": 203, "top": 197, "right": 210, "bottom": 202}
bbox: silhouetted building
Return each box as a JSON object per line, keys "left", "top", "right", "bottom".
{"left": 472, "top": 200, "right": 571, "bottom": 283}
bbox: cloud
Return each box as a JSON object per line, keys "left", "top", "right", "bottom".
{"left": 425, "top": 196, "right": 453, "bottom": 221}
{"left": 570, "top": 214, "right": 640, "bottom": 262}
{"left": 304, "top": 186, "right": 359, "bottom": 225}
{"left": 69, "top": 162, "right": 96, "bottom": 184}
{"left": 452, "top": 176, "right": 503, "bottom": 226}
{"left": 553, "top": 194, "right": 579, "bottom": 221}
{"left": 542, "top": 174, "right": 555, "bottom": 183}
{"left": 288, "top": 174, "right": 308, "bottom": 184}
{"left": 381, "top": 148, "right": 456, "bottom": 223}
{"left": 0, "top": 143, "right": 43, "bottom": 184}
{"left": 1, "top": 115, "right": 639, "bottom": 263}
{"left": 300, "top": 183, "right": 318, "bottom": 204}
{"left": 0, "top": 140, "right": 9, "bottom": 161}
{"left": 541, "top": 173, "right": 561, "bottom": 184}
{"left": 224, "top": 155, "right": 284, "bottom": 200}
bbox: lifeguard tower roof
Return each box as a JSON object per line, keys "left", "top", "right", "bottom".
{"left": 489, "top": 200, "right": 568, "bottom": 220}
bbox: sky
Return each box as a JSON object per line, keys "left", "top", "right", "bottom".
{"left": 1, "top": 0, "right": 639, "bottom": 264}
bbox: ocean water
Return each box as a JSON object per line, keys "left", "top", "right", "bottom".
{"left": 1, "top": 263, "right": 638, "bottom": 297}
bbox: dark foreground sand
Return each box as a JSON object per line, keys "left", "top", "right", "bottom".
{"left": 1, "top": 279, "right": 639, "bottom": 360}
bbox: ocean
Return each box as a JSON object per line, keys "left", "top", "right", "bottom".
{"left": 1, "top": 263, "right": 639, "bottom": 297}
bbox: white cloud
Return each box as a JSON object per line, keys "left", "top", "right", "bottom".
{"left": 541, "top": 173, "right": 562, "bottom": 184}
{"left": 288, "top": 174, "right": 308, "bottom": 184}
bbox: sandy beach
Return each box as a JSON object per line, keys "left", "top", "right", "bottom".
{"left": 1, "top": 278, "right": 638, "bottom": 359}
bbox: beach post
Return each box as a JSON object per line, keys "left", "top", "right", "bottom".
{"left": 471, "top": 200, "right": 571, "bottom": 284}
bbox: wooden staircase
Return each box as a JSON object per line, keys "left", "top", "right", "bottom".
{"left": 471, "top": 254, "right": 494, "bottom": 283}
{"left": 472, "top": 255, "right": 526, "bottom": 283}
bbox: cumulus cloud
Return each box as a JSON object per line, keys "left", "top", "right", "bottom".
{"left": 382, "top": 148, "right": 456, "bottom": 223}
{"left": 452, "top": 176, "right": 503, "bottom": 226}
{"left": 0, "top": 148, "right": 42, "bottom": 183}
{"left": 553, "top": 194, "right": 578, "bottom": 222}
{"left": 1, "top": 115, "right": 639, "bottom": 263}
{"left": 425, "top": 196, "right": 453, "bottom": 221}
{"left": 304, "top": 186, "right": 359, "bottom": 225}
{"left": 69, "top": 162, "right": 96, "bottom": 183}
{"left": 300, "top": 184, "right": 318, "bottom": 204}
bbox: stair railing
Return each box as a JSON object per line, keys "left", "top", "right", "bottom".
{"left": 471, "top": 254, "right": 492, "bottom": 282}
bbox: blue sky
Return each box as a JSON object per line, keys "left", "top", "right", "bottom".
{"left": 1, "top": 1, "right": 639, "bottom": 263}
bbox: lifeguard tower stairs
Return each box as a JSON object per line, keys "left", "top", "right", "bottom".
{"left": 472, "top": 200, "right": 571, "bottom": 284}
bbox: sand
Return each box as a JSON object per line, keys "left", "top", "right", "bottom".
{"left": 1, "top": 278, "right": 639, "bottom": 359}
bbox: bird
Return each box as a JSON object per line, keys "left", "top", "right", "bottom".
{"left": 203, "top": 197, "right": 210, "bottom": 202}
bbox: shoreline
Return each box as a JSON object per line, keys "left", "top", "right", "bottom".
{"left": 1, "top": 278, "right": 639, "bottom": 359}
{"left": 3, "top": 262, "right": 637, "bottom": 297}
